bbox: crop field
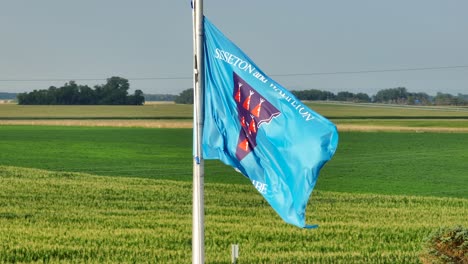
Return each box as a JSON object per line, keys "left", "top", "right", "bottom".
{"left": 335, "top": 119, "right": 468, "bottom": 129}
{"left": 0, "top": 104, "right": 192, "bottom": 119}
{"left": 0, "top": 102, "right": 467, "bottom": 263}
{"left": 1, "top": 166, "right": 467, "bottom": 263}
{"left": 0, "top": 126, "right": 467, "bottom": 199}
{"left": 1, "top": 102, "right": 468, "bottom": 120}
{"left": 307, "top": 102, "right": 468, "bottom": 118}
{"left": 2, "top": 103, "right": 468, "bottom": 134}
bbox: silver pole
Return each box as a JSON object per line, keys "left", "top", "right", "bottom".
{"left": 192, "top": 0, "right": 205, "bottom": 263}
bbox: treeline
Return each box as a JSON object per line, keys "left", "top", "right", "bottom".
{"left": 371, "top": 87, "right": 467, "bottom": 105}
{"left": 144, "top": 94, "right": 176, "bottom": 102}
{"left": 174, "top": 89, "right": 193, "bottom": 104}
{"left": 0, "top": 92, "right": 17, "bottom": 100}
{"left": 174, "top": 87, "right": 468, "bottom": 106}
{"left": 17, "top": 77, "right": 145, "bottom": 105}
{"left": 292, "top": 90, "right": 371, "bottom": 102}
{"left": 291, "top": 87, "right": 468, "bottom": 105}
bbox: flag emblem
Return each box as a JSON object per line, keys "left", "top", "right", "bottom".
{"left": 233, "top": 72, "right": 280, "bottom": 160}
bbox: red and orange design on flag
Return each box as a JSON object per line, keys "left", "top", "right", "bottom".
{"left": 233, "top": 72, "right": 280, "bottom": 160}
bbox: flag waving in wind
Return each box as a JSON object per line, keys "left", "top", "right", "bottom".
{"left": 202, "top": 17, "right": 338, "bottom": 228}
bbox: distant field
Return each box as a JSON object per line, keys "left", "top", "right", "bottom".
{"left": 1, "top": 166, "right": 466, "bottom": 263}
{"left": 1, "top": 102, "right": 468, "bottom": 119}
{"left": 0, "top": 119, "right": 193, "bottom": 128}
{"left": 1, "top": 102, "right": 467, "bottom": 263}
{"left": 2, "top": 103, "right": 468, "bottom": 132}
{"left": 336, "top": 119, "right": 468, "bottom": 128}
{"left": 0, "top": 126, "right": 466, "bottom": 198}
{"left": 0, "top": 104, "right": 192, "bottom": 119}
{"left": 307, "top": 101, "right": 468, "bottom": 118}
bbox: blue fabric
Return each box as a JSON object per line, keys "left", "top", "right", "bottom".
{"left": 202, "top": 17, "right": 339, "bottom": 228}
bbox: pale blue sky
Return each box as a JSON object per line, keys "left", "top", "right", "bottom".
{"left": 1, "top": 0, "right": 467, "bottom": 95}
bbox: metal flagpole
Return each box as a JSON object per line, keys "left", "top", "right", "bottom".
{"left": 192, "top": 0, "right": 205, "bottom": 263}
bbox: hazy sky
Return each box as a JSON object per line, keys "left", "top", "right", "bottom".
{"left": 1, "top": 0, "right": 467, "bottom": 96}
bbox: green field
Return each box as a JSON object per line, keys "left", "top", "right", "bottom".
{"left": 1, "top": 102, "right": 468, "bottom": 119}
{"left": 335, "top": 119, "right": 468, "bottom": 129}
{"left": 0, "top": 126, "right": 467, "bottom": 198}
{"left": 0, "top": 104, "right": 192, "bottom": 119}
{"left": 307, "top": 102, "right": 468, "bottom": 118}
{"left": 1, "top": 166, "right": 466, "bottom": 263}
{"left": 0, "top": 102, "right": 467, "bottom": 263}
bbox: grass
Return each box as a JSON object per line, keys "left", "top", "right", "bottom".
{"left": 0, "top": 104, "right": 192, "bottom": 119}
{"left": 0, "top": 126, "right": 195, "bottom": 179}
{"left": 316, "top": 132, "right": 468, "bottom": 198}
{"left": 1, "top": 102, "right": 467, "bottom": 263}
{"left": 0, "top": 166, "right": 466, "bottom": 263}
{"left": 0, "top": 119, "right": 193, "bottom": 128}
{"left": 335, "top": 119, "right": 468, "bottom": 128}
{"left": 1, "top": 102, "right": 468, "bottom": 120}
{"left": 306, "top": 101, "right": 468, "bottom": 118}
{"left": 2, "top": 103, "right": 468, "bottom": 134}
{"left": 0, "top": 126, "right": 466, "bottom": 199}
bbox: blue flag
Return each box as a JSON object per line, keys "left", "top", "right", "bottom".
{"left": 202, "top": 17, "right": 338, "bottom": 228}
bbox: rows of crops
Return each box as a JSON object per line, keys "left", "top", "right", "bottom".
{"left": 1, "top": 102, "right": 468, "bottom": 119}
{"left": 0, "top": 104, "right": 192, "bottom": 119}
{"left": 0, "top": 103, "right": 467, "bottom": 263}
{"left": 1, "top": 166, "right": 466, "bottom": 263}
{"left": 0, "top": 126, "right": 466, "bottom": 198}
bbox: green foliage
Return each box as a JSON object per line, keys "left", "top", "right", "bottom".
{"left": 373, "top": 87, "right": 410, "bottom": 104}
{"left": 0, "top": 126, "right": 467, "bottom": 199}
{"left": 174, "top": 88, "right": 194, "bottom": 104}
{"left": 17, "top": 77, "right": 145, "bottom": 105}
{"left": 420, "top": 226, "right": 468, "bottom": 263}
{"left": 308, "top": 89, "right": 370, "bottom": 102}
{"left": 292, "top": 87, "right": 466, "bottom": 106}
{"left": 143, "top": 93, "right": 177, "bottom": 101}
{"left": 292, "top": 89, "right": 336, "bottom": 101}
{"left": 0, "top": 92, "right": 17, "bottom": 100}
{"left": 372, "top": 88, "right": 468, "bottom": 106}
{"left": 127, "top": 89, "right": 145, "bottom": 105}
{"left": 0, "top": 166, "right": 467, "bottom": 263}
{"left": 434, "top": 92, "right": 468, "bottom": 106}
{"left": 335, "top": 91, "right": 371, "bottom": 102}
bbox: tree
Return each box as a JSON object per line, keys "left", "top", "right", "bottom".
{"left": 127, "top": 90, "right": 145, "bottom": 105}
{"left": 291, "top": 89, "right": 336, "bottom": 101}
{"left": 144, "top": 94, "right": 176, "bottom": 101}
{"left": 16, "top": 76, "right": 145, "bottom": 105}
{"left": 96, "top": 77, "right": 130, "bottom": 105}
{"left": 0, "top": 92, "right": 18, "bottom": 100}
{"left": 175, "top": 89, "right": 194, "bottom": 104}
{"left": 78, "top": 86, "right": 96, "bottom": 105}
{"left": 433, "top": 92, "right": 463, "bottom": 105}
{"left": 373, "top": 87, "right": 409, "bottom": 104}
{"left": 407, "top": 92, "right": 431, "bottom": 105}
{"left": 355, "top": 93, "right": 371, "bottom": 102}
{"left": 336, "top": 91, "right": 355, "bottom": 101}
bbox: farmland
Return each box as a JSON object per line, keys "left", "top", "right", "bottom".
{"left": 2, "top": 102, "right": 468, "bottom": 133}
{"left": 1, "top": 102, "right": 468, "bottom": 120}
{"left": 1, "top": 166, "right": 466, "bottom": 263}
{"left": 0, "top": 102, "right": 467, "bottom": 263}
{"left": 0, "top": 126, "right": 467, "bottom": 198}
{"left": 0, "top": 104, "right": 192, "bottom": 119}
